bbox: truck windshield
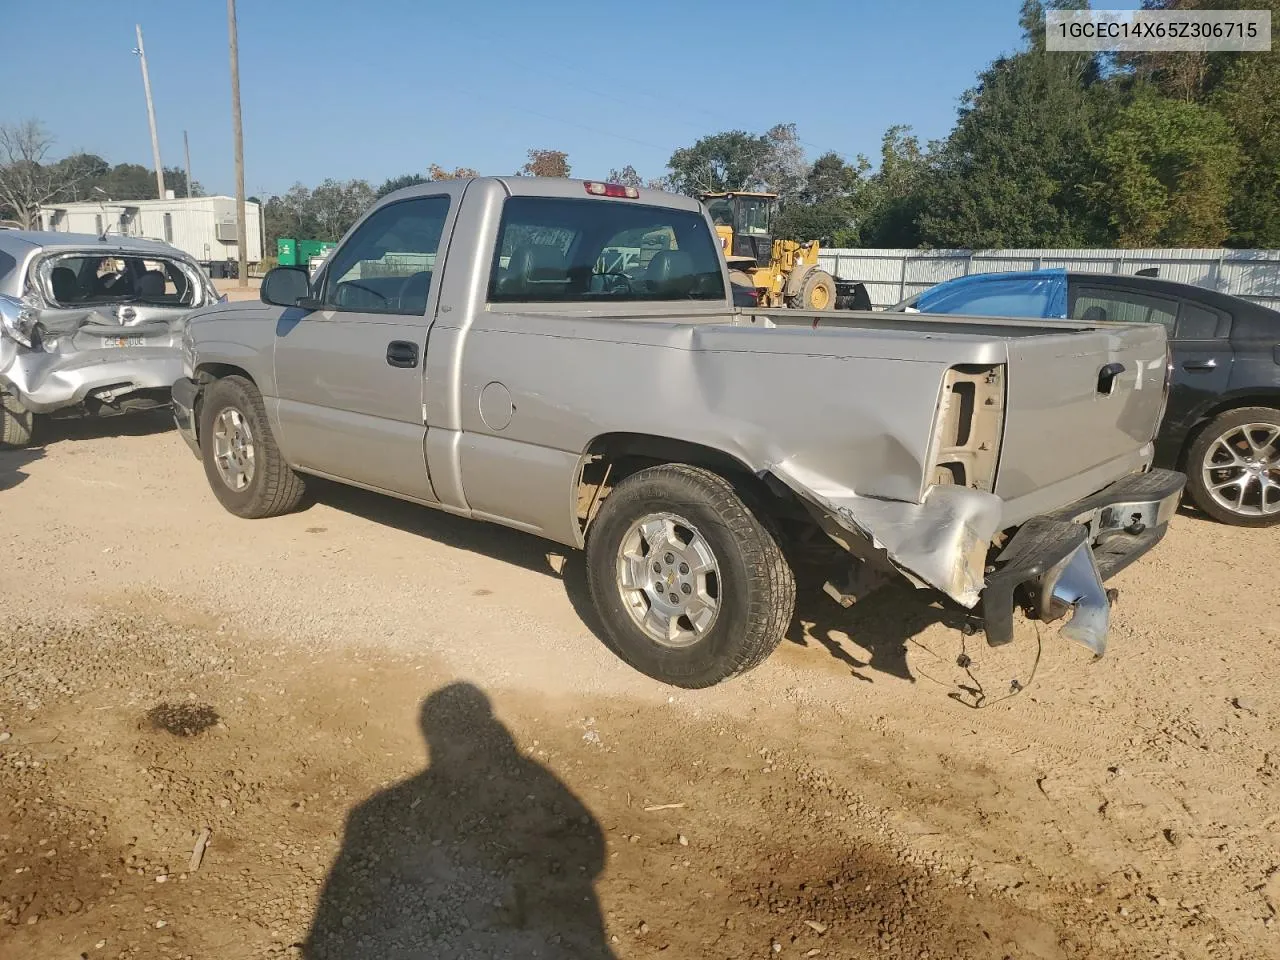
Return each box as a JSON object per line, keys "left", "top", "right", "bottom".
{"left": 488, "top": 197, "right": 726, "bottom": 304}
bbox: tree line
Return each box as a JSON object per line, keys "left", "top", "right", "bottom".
{"left": 648, "top": 0, "right": 1279, "bottom": 250}
{"left": 4, "top": 1, "right": 1276, "bottom": 251}
{"left": 0, "top": 119, "right": 201, "bottom": 229}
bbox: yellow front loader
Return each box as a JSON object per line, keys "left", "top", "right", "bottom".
{"left": 701, "top": 191, "right": 837, "bottom": 310}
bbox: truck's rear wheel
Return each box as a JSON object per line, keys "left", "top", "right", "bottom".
{"left": 0, "top": 393, "right": 34, "bottom": 448}
{"left": 199, "top": 375, "right": 307, "bottom": 519}
{"left": 789, "top": 269, "right": 836, "bottom": 311}
{"left": 585, "top": 464, "right": 796, "bottom": 688}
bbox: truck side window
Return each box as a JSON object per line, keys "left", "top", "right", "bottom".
{"left": 320, "top": 196, "right": 450, "bottom": 316}
{"left": 488, "top": 197, "right": 725, "bottom": 304}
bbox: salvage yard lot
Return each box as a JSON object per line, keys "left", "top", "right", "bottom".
{"left": 1, "top": 416, "right": 1277, "bottom": 960}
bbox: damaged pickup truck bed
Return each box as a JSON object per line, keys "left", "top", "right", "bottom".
{"left": 171, "top": 176, "right": 1185, "bottom": 688}
{"left": 0, "top": 230, "right": 219, "bottom": 447}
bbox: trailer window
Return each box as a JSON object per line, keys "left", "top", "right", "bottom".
{"left": 488, "top": 197, "right": 725, "bottom": 304}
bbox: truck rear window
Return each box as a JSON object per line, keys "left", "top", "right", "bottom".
{"left": 488, "top": 197, "right": 725, "bottom": 304}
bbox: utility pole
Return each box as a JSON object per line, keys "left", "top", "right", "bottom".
{"left": 227, "top": 0, "right": 248, "bottom": 287}
{"left": 133, "top": 25, "right": 166, "bottom": 199}
{"left": 183, "top": 130, "right": 193, "bottom": 199}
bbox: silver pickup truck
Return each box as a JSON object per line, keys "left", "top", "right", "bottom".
{"left": 171, "top": 177, "right": 1184, "bottom": 688}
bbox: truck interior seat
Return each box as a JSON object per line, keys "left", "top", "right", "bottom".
{"left": 1080, "top": 305, "right": 1108, "bottom": 322}
{"left": 646, "top": 250, "right": 695, "bottom": 297}
{"left": 501, "top": 244, "right": 568, "bottom": 297}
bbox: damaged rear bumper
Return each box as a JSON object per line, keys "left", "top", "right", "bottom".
{"left": 171, "top": 376, "right": 201, "bottom": 457}
{"left": 1, "top": 346, "right": 182, "bottom": 415}
{"left": 981, "top": 468, "right": 1185, "bottom": 655}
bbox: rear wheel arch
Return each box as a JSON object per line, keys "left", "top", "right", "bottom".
{"left": 1177, "top": 390, "right": 1280, "bottom": 468}
{"left": 574, "top": 432, "right": 814, "bottom": 547}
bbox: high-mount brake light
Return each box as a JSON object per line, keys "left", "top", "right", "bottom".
{"left": 584, "top": 181, "right": 639, "bottom": 199}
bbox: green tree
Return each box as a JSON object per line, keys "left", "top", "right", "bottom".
{"left": 1211, "top": 1, "right": 1280, "bottom": 245}
{"left": 1098, "top": 93, "right": 1239, "bottom": 245}
{"left": 667, "top": 130, "right": 774, "bottom": 195}
{"left": 376, "top": 164, "right": 480, "bottom": 199}
{"left": 856, "top": 127, "right": 931, "bottom": 247}
{"left": 918, "top": 0, "right": 1112, "bottom": 247}
{"left": 375, "top": 173, "right": 428, "bottom": 198}
{"left": 666, "top": 125, "right": 804, "bottom": 198}
{"left": 773, "top": 151, "right": 867, "bottom": 244}
{"left": 308, "top": 179, "right": 376, "bottom": 241}
{"left": 73, "top": 160, "right": 203, "bottom": 201}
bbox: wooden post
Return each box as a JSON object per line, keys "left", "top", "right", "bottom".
{"left": 227, "top": 0, "right": 248, "bottom": 287}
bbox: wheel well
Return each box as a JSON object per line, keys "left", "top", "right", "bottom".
{"left": 189, "top": 364, "right": 256, "bottom": 441}
{"left": 195, "top": 362, "right": 253, "bottom": 385}
{"left": 1178, "top": 392, "right": 1280, "bottom": 467}
{"left": 575, "top": 433, "right": 824, "bottom": 553}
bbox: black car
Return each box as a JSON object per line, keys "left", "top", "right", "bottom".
{"left": 893, "top": 269, "right": 1280, "bottom": 526}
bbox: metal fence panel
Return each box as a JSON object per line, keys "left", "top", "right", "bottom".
{"left": 818, "top": 248, "right": 1280, "bottom": 309}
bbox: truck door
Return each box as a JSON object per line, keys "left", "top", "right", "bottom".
{"left": 272, "top": 194, "right": 453, "bottom": 500}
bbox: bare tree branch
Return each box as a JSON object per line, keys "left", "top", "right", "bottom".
{"left": 0, "top": 119, "right": 104, "bottom": 228}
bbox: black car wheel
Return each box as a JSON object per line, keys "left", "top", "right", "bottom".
{"left": 1186, "top": 406, "right": 1280, "bottom": 527}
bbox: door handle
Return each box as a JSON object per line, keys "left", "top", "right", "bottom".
{"left": 1182, "top": 358, "right": 1217, "bottom": 371}
{"left": 386, "top": 340, "right": 419, "bottom": 368}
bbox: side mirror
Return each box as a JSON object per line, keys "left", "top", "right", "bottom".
{"left": 261, "top": 266, "right": 312, "bottom": 307}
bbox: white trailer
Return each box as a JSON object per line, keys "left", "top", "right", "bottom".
{"left": 37, "top": 196, "right": 263, "bottom": 276}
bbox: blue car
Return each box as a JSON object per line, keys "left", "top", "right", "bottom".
{"left": 891, "top": 268, "right": 1280, "bottom": 527}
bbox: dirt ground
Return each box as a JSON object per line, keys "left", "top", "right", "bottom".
{"left": 1, "top": 413, "right": 1277, "bottom": 960}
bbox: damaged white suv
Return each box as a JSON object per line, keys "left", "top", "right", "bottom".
{"left": 0, "top": 230, "right": 219, "bottom": 447}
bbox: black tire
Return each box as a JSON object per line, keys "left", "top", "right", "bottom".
{"left": 0, "top": 393, "right": 34, "bottom": 448}
{"left": 789, "top": 269, "right": 836, "bottom": 311}
{"left": 1185, "top": 406, "right": 1280, "bottom": 527}
{"left": 199, "top": 375, "right": 306, "bottom": 519}
{"left": 585, "top": 464, "right": 796, "bottom": 688}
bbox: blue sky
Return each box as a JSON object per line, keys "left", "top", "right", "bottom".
{"left": 3, "top": 0, "right": 1045, "bottom": 198}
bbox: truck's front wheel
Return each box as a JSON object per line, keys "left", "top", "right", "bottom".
{"left": 586, "top": 464, "right": 796, "bottom": 688}
{"left": 199, "top": 375, "right": 307, "bottom": 519}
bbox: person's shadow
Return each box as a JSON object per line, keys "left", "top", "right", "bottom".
{"left": 304, "top": 683, "right": 615, "bottom": 960}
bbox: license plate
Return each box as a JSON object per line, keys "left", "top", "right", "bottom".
{"left": 101, "top": 336, "right": 146, "bottom": 348}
